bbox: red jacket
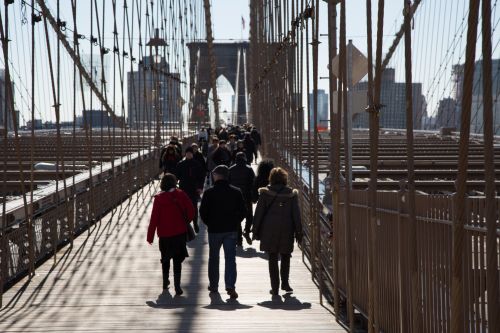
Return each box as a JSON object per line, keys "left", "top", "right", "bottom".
{"left": 147, "top": 189, "right": 195, "bottom": 243}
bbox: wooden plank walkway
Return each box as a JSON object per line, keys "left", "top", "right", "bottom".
{"left": 0, "top": 181, "right": 345, "bottom": 333}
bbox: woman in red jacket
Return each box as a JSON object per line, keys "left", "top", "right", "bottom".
{"left": 147, "top": 173, "right": 195, "bottom": 295}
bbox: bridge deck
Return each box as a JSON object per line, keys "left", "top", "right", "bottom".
{"left": 0, "top": 181, "right": 344, "bottom": 332}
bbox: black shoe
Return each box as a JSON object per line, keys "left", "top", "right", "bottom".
{"left": 175, "top": 287, "right": 183, "bottom": 296}
{"left": 243, "top": 232, "right": 253, "bottom": 245}
{"left": 226, "top": 288, "right": 238, "bottom": 299}
{"left": 270, "top": 289, "right": 279, "bottom": 296}
{"left": 208, "top": 285, "right": 218, "bottom": 293}
{"left": 281, "top": 283, "right": 293, "bottom": 293}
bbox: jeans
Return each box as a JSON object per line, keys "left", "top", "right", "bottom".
{"left": 208, "top": 232, "right": 238, "bottom": 290}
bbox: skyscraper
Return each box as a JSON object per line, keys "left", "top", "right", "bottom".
{"left": 127, "top": 56, "right": 182, "bottom": 129}
{"left": 308, "top": 89, "right": 329, "bottom": 131}
{"left": 351, "top": 68, "right": 427, "bottom": 130}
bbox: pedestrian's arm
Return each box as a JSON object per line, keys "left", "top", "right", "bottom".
{"left": 252, "top": 197, "right": 265, "bottom": 238}
{"left": 237, "top": 190, "right": 247, "bottom": 222}
{"left": 147, "top": 197, "right": 160, "bottom": 244}
{"left": 181, "top": 191, "right": 196, "bottom": 222}
{"left": 291, "top": 193, "right": 303, "bottom": 241}
{"left": 199, "top": 192, "right": 210, "bottom": 225}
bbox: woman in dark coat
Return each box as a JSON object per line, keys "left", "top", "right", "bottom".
{"left": 251, "top": 159, "right": 275, "bottom": 203}
{"left": 252, "top": 167, "right": 302, "bottom": 295}
{"left": 147, "top": 173, "right": 195, "bottom": 295}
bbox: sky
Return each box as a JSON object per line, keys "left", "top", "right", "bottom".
{"left": 1, "top": 0, "right": 499, "bottom": 126}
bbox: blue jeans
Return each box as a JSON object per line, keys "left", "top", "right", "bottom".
{"left": 208, "top": 231, "right": 238, "bottom": 290}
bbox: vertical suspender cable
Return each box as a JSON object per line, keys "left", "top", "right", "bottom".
{"left": 480, "top": 0, "right": 500, "bottom": 331}
{"left": 403, "top": 1, "right": 422, "bottom": 331}
{"left": 339, "top": 1, "right": 354, "bottom": 331}
{"left": 327, "top": 0, "right": 340, "bottom": 319}
{"left": 365, "top": 0, "right": 378, "bottom": 330}
{"left": 451, "top": 1, "right": 479, "bottom": 331}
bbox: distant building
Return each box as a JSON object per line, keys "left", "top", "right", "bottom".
{"left": 308, "top": 89, "right": 329, "bottom": 131}
{"left": 27, "top": 119, "right": 43, "bottom": 130}
{"left": 452, "top": 59, "right": 500, "bottom": 134}
{"left": 81, "top": 110, "right": 124, "bottom": 128}
{"left": 351, "top": 68, "right": 427, "bottom": 129}
{"left": 435, "top": 97, "right": 458, "bottom": 129}
{"left": 0, "top": 69, "right": 19, "bottom": 131}
{"left": 127, "top": 56, "right": 182, "bottom": 129}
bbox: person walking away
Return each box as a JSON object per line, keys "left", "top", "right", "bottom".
{"left": 251, "top": 159, "right": 275, "bottom": 203}
{"left": 199, "top": 165, "right": 246, "bottom": 299}
{"left": 175, "top": 147, "right": 205, "bottom": 233}
{"left": 161, "top": 144, "right": 181, "bottom": 174}
{"left": 250, "top": 127, "right": 261, "bottom": 160}
{"left": 147, "top": 173, "right": 195, "bottom": 295}
{"left": 191, "top": 143, "right": 207, "bottom": 175}
{"left": 212, "top": 140, "right": 232, "bottom": 167}
{"left": 228, "top": 134, "right": 237, "bottom": 156}
{"left": 243, "top": 133, "right": 256, "bottom": 165}
{"left": 228, "top": 152, "right": 256, "bottom": 246}
{"left": 232, "top": 140, "right": 246, "bottom": 165}
{"left": 252, "top": 167, "right": 302, "bottom": 296}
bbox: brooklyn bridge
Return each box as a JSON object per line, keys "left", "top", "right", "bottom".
{"left": 0, "top": 0, "right": 499, "bottom": 332}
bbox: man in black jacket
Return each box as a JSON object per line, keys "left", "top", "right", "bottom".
{"left": 200, "top": 165, "right": 246, "bottom": 299}
{"left": 175, "top": 147, "right": 205, "bottom": 232}
{"left": 228, "top": 152, "right": 255, "bottom": 246}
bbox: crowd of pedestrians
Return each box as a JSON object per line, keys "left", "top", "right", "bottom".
{"left": 148, "top": 124, "right": 302, "bottom": 299}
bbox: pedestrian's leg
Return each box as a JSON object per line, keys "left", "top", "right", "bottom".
{"left": 191, "top": 197, "right": 199, "bottom": 233}
{"left": 159, "top": 239, "right": 170, "bottom": 290}
{"left": 268, "top": 252, "right": 279, "bottom": 294}
{"left": 244, "top": 199, "right": 253, "bottom": 234}
{"left": 208, "top": 233, "right": 222, "bottom": 291}
{"left": 237, "top": 223, "right": 243, "bottom": 247}
{"left": 173, "top": 256, "right": 184, "bottom": 295}
{"left": 280, "top": 253, "right": 293, "bottom": 292}
{"left": 222, "top": 232, "right": 238, "bottom": 291}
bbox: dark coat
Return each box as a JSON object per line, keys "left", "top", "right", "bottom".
{"left": 251, "top": 177, "right": 269, "bottom": 203}
{"left": 243, "top": 137, "right": 256, "bottom": 163}
{"left": 212, "top": 146, "right": 232, "bottom": 167}
{"left": 199, "top": 180, "right": 246, "bottom": 233}
{"left": 175, "top": 158, "right": 205, "bottom": 198}
{"left": 250, "top": 129, "right": 261, "bottom": 146}
{"left": 228, "top": 161, "right": 255, "bottom": 201}
{"left": 252, "top": 185, "right": 302, "bottom": 254}
{"left": 161, "top": 146, "right": 181, "bottom": 173}
{"left": 193, "top": 151, "right": 207, "bottom": 173}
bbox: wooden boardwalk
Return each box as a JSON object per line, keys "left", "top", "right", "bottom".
{"left": 0, "top": 181, "right": 345, "bottom": 333}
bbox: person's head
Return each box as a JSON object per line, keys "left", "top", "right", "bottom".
{"left": 237, "top": 140, "right": 244, "bottom": 148}
{"left": 185, "top": 146, "right": 194, "bottom": 159}
{"left": 211, "top": 137, "right": 219, "bottom": 145}
{"left": 191, "top": 143, "right": 199, "bottom": 152}
{"left": 160, "top": 173, "right": 178, "bottom": 191}
{"left": 269, "top": 167, "right": 288, "bottom": 186}
{"left": 219, "top": 140, "right": 226, "bottom": 147}
{"left": 229, "top": 135, "right": 236, "bottom": 142}
{"left": 257, "top": 159, "right": 275, "bottom": 180}
{"left": 212, "top": 165, "right": 229, "bottom": 182}
{"left": 170, "top": 136, "right": 178, "bottom": 143}
{"left": 235, "top": 152, "right": 247, "bottom": 164}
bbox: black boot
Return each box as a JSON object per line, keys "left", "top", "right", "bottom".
{"left": 173, "top": 258, "right": 183, "bottom": 295}
{"left": 280, "top": 254, "right": 293, "bottom": 292}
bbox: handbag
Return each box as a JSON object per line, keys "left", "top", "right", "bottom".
{"left": 170, "top": 192, "right": 196, "bottom": 242}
